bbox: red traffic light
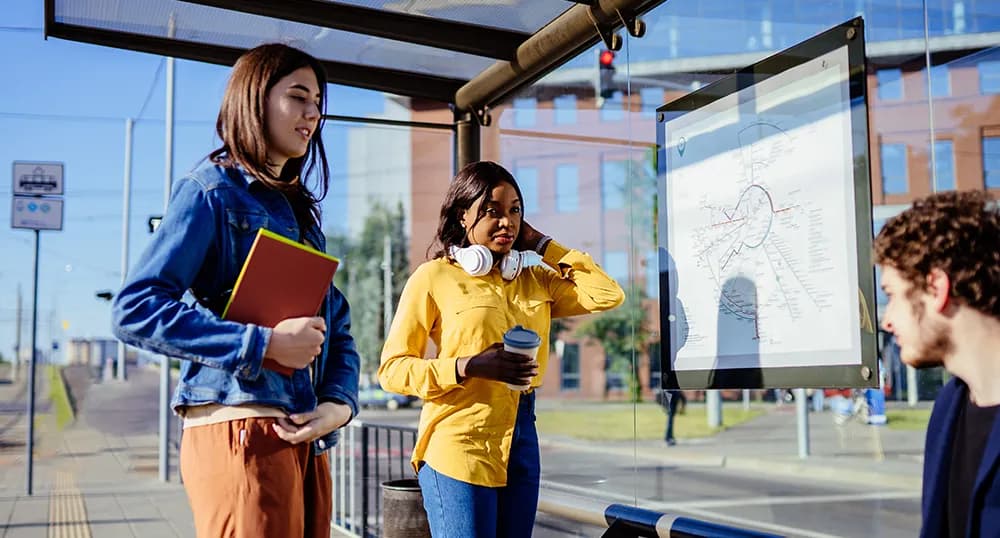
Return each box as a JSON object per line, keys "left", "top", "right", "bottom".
{"left": 599, "top": 50, "right": 615, "bottom": 67}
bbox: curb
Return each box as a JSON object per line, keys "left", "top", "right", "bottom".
{"left": 539, "top": 439, "right": 922, "bottom": 491}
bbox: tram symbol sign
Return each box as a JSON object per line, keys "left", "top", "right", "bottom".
{"left": 13, "top": 162, "right": 64, "bottom": 195}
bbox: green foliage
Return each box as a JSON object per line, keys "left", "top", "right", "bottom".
{"left": 886, "top": 408, "right": 931, "bottom": 431}
{"left": 536, "top": 403, "right": 764, "bottom": 441}
{"left": 327, "top": 202, "right": 409, "bottom": 380}
{"left": 575, "top": 288, "right": 650, "bottom": 402}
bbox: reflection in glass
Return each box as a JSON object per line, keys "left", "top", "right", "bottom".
{"left": 932, "top": 140, "right": 955, "bottom": 191}
{"left": 555, "top": 164, "right": 579, "bottom": 212}
{"left": 983, "top": 136, "right": 1000, "bottom": 189}
{"left": 877, "top": 68, "right": 903, "bottom": 100}
{"left": 881, "top": 143, "right": 908, "bottom": 195}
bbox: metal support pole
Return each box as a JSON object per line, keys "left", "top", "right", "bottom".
{"left": 159, "top": 15, "right": 176, "bottom": 483}
{"left": 742, "top": 389, "right": 750, "bottom": 411}
{"left": 118, "top": 118, "right": 133, "bottom": 381}
{"left": 795, "top": 388, "right": 810, "bottom": 458}
{"left": 454, "top": 110, "right": 480, "bottom": 172}
{"left": 26, "top": 230, "right": 40, "bottom": 495}
{"left": 382, "top": 235, "right": 392, "bottom": 341}
{"left": 907, "top": 366, "right": 919, "bottom": 407}
{"left": 706, "top": 390, "right": 722, "bottom": 429}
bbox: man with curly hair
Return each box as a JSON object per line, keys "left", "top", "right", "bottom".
{"left": 874, "top": 190, "right": 1000, "bottom": 538}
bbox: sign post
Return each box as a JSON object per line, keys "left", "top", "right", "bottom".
{"left": 12, "top": 161, "right": 64, "bottom": 495}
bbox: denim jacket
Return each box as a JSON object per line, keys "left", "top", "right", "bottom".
{"left": 111, "top": 161, "right": 360, "bottom": 453}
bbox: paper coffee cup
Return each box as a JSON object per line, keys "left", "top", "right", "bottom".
{"left": 502, "top": 325, "right": 541, "bottom": 391}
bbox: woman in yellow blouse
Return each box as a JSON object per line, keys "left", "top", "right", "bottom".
{"left": 379, "top": 161, "right": 624, "bottom": 537}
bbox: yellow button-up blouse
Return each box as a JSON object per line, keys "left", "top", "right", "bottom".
{"left": 378, "top": 240, "right": 624, "bottom": 487}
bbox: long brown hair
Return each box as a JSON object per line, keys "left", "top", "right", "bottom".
{"left": 429, "top": 161, "right": 524, "bottom": 259}
{"left": 209, "top": 43, "right": 330, "bottom": 231}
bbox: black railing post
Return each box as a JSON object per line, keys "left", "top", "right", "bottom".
{"left": 361, "top": 425, "right": 370, "bottom": 537}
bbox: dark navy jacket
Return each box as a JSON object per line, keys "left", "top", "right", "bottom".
{"left": 922, "top": 377, "right": 1000, "bottom": 537}
{"left": 111, "top": 161, "right": 359, "bottom": 453}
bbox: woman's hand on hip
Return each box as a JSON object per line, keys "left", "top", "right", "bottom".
{"left": 264, "top": 316, "right": 326, "bottom": 370}
{"left": 272, "top": 402, "right": 351, "bottom": 444}
{"left": 457, "top": 343, "right": 538, "bottom": 386}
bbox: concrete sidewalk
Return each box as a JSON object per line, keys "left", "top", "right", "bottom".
{"left": 0, "top": 363, "right": 357, "bottom": 538}
{"left": 0, "top": 364, "right": 193, "bottom": 538}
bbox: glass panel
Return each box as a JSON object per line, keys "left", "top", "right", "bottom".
{"left": 984, "top": 136, "right": 1000, "bottom": 189}
{"left": 54, "top": 0, "right": 495, "bottom": 80}
{"left": 980, "top": 60, "right": 1000, "bottom": 94}
{"left": 555, "top": 164, "right": 579, "bottom": 213}
{"left": 877, "top": 68, "right": 904, "bottom": 100}
{"left": 514, "top": 166, "right": 540, "bottom": 214}
{"left": 322, "top": 0, "right": 572, "bottom": 34}
{"left": 927, "top": 64, "right": 951, "bottom": 97}
{"left": 489, "top": 0, "right": 963, "bottom": 535}
{"left": 601, "top": 159, "right": 627, "bottom": 210}
{"left": 932, "top": 140, "right": 956, "bottom": 191}
{"left": 881, "top": 143, "right": 909, "bottom": 195}
{"left": 512, "top": 98, "right": 537, "bottom": 128}
{"left": 553, "top": 94, "right": 578, "bottom": 125}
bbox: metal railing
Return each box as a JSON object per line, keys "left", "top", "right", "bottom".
{"left": 331, "top": 420, "right": 418, "bottom": 537}
{"left": 601, "top": 504, "right": 783, "bottom": 538}
{"left": 329, "top": 422, "right": 783, "bottom": 538}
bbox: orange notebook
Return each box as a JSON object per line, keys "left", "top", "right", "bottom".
{"left": 223, "top": 228, "right": 340, "bottom": 375}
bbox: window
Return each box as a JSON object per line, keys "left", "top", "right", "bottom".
{"left": 555, "top": 165, "right": 579, "bottom": 213}
{"left": 648, "top": 342, "right": 662, "bottom": 389}
{"left": 984, "top": 136, "right": 1000, "bottom": 189}
{"left": 931, "top": 140, "right": 955, "bottom": 191}
{"left": 604, "top": 251, "right": 629, "bottom": 284}
{"left": 553, "top": 94, "right": 577, "bottom": 125}
{"left": 979, "top": 61, "right": 1000, "bottom": 94}
{"left": 601, "top": 93, "right": 625, "bottom": 122}
{"left": 926, "top": 64, "right": 950, "bottom": 97}
{"left": 881, "top": 143, "right": 908, "bottom": 195}
{"left": 560, "top": 342, "right": 580, "bottom": 391}
{"left": 605, "top": 357, "right": 626, "bottom": 392}
{"left": 640, "top": 87, "right": 663, "bottom": 119}
{"left": 646, "top": 250, "right": 659, "bottom": 299}
{"left": 512, "top": 97, "right": 536, "bottom": 127}
{"left": 877, "top": 68, "right": 903, "bottom": 101}
{"left": 514, "top": 166, "right": 539, "bottom": 214}
{"left": 601, "top": 160, "right": 627, "bottom": 210}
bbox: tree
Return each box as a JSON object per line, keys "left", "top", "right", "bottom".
{"left": 326, "top": 201, "right": 409, "bottom": 382}
{"left": 575, "top": 288, "right": 650, "bottom": 402}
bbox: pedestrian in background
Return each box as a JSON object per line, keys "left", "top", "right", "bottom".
{"left": 658, "top": 389, "right": 687, "bottom": 446}
{"left": 379, "top": 161, "right": 625, "bottom": 538}
{"left": 112, "top": 43, "right": 359, "bottom": 538}
{"left": 874, "top": 190, "right": 1000, "bottom": 538}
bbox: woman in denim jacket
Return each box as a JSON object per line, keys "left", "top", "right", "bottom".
{"left": 111, "top": 43, "right": 359, "bottom": 538}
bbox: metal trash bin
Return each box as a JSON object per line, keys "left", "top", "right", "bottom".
{"left": 380, "top": 478, "right": 431, "bottom": 538}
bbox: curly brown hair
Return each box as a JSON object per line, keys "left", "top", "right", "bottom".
{"left": 874, "top": 190, "right": 1000, "bottom": 319}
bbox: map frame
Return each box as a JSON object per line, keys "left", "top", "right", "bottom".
{"left": 655, "top": 17, "right": 879, "bottom": 390}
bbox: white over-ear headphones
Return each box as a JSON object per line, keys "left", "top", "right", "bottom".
{"left": 450, "top": 245, "right": 537, "bottom": 280}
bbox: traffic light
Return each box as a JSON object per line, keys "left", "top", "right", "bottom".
{"left": 597, "top": 49, "right": 617, "bottom": 102}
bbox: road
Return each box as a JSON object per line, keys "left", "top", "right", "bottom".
{"left": 360, "top": 407, "right": 921, "bottom": 538}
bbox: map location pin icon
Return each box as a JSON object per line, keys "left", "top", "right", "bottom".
{"left": 677, "top": 136, "right": 687, "bottom": 157}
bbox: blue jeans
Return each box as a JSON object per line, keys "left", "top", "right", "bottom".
{"left": 418, "top": 392, "right": 540, "bottom": 538}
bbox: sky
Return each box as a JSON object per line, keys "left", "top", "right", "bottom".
{"left": 0, "top": 0, "right": 391, "bottom": 361}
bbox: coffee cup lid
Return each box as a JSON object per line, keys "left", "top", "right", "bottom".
{"left": 503, "top": 325, "right": 541, "bottom": 349}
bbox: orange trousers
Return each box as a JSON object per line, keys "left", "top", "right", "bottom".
{"left": 180, "top": 417, "right": 331, "bottom": 538}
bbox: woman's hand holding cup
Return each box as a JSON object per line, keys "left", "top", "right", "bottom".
{"left": 458, "top": 343, "right": 538, "bottom": 387}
